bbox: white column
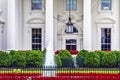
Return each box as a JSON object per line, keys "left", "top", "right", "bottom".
{"left": 45, "top": 0, "right": 54, "bottom": 50}
{"left": 0, "top": 0, "right": 2, "bottom": 13}
{"left": 7, "top": 0, "right": 16, "bottom": 50}
{"left": 83, "top": 0, "right": 92, "bottom": 50}
{"left": 53, "top": 0, "right": 57, "bottom": 50}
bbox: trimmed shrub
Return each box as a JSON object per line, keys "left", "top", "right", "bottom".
{"left": 76, "top": 49, "right": 88, "bottom": 67}
{"left": 55, "top": 55, "right": 62, "bottom": 67}
{"left": 41, "top": 49, "right": 46, "bottom": 57}
{"left": 0, "top": 51, "right": 11, "bottom": 67}
{"left": 27, "top": 50, "right": 43, "bottom": 67}
{"left": 101, "top": 51, "right": 116, "bottom": 67}
{"left": 95, "top": 50, "right": 105, "bottom": 67}
{"left": 84, "top": 52, "right": 100, "bottom": 67}
{"left": 112, "top": 51, "right": 120, "bottom": 66}
{"left": 57, "top": 50, "right": 73, "bottom": 67}
{"left": 12, "top": 51, "right": 26, "bottom": 67}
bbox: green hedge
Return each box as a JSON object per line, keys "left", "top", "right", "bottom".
{"left": 112, "top": 51, "right": 120, "bottom": 65}
{"left": 84, "top": 52, "right": 100, "bottom": 67}
{"left": 0, "top": 51, "right": 11, "bottom": 67}
{"left": 57, "top": 50, "right": 73, "bottom": 67}
{"left": 0, "top": 50, "right": 120, "bottom": 68}
{"left": 11, "top": 51, "right": 26, "bottom": 67}
{"left": 76, "top": 50, "right": 88, "bottom": 67}
{"left": 55, "top": 55, "right": 62, "bottom": 67}
{"left": 26, "top": 50, "right": 43, "bottom": 67}
{"left": 101, "top": 51, "right": 116, "bottom": 67}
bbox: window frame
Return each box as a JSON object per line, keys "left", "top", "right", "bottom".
{"left": 98, "top": 0, "right": 113, "bottom": 13}
{"left": 31, "top": 0, "right": 43, "bottom": 11}
{"left": 101, "top": 28, "right": 111, "bottom": 51}
{"left": 101, "top": 0, "right": 112, "bottom": 10}
{"left": 66, "top": 39, "right": 77, "bottom": 50}
{"left": 32, "top": 28, "right": 42, "bottom": 50}
{"left": 96, "top": 24, "right": 114, "bottom": 51}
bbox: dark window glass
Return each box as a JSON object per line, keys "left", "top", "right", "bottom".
{"left": 101, "top": 28, "right": 111, "bottom": 50}
{"left": 32, "top": 28, "right": 42, "bottom": 50}
{"left": 32, "top": 0, "right": 42, "bottom": 10}
{"left": 66, "top": 39, "right": 77, "bottom": 50}
{"left": 101, "top": 0, "right": 111, "bottom": 10}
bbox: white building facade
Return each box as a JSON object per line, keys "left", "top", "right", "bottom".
{"left": 0, "top": 0, "right": 120, "bottom": 51}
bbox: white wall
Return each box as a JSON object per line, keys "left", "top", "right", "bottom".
{"left": 57, "top": 0, "right": 83, "bottom": 50}
{"left": 0, "top": 0, "right": 7, "bottom": 51}
{"left": 0, "top": 0, "right": 120, "bottom": 51}
{"left": 92, "top": 0, "right": 120, "bottom": 50}
{"left": 23, "top": 0, "right": 45, "bottom": 50}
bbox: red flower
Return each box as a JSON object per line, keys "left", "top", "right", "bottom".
{"left": 55, "top": 50, "right": 60, "bottom": 55}
{"left": 68, "top": 50, "right": 78, "bottom": 55}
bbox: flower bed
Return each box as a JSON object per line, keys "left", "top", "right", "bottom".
{"left": 0, "top": 72, "right": 119, "bottom": 80}
{"left": 55, "top": 50, "right": 78, "bottom": 55}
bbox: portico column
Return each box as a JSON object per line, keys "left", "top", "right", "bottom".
{"left": 83, "top": 0, "right": 92, "bottom": 50}
{"left": 7, "top": 0, "right": 16, "bottom": 50}
{"left": 45, "top": 0, "right": 54, "bottom": 50}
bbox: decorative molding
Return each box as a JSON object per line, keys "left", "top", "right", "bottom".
{"left": 27, "top": 18, "right": 45, "bottom": 24}
{"left": 95, "top": 18, "right": 115, "bottom": 24}
{"left": 57, "top": 14, "right": 83, "bottom": 24}
{"left": 96, "top": 23, "right": 113, "bottom": 50}
{"left": 0, "top": 21, "right": 5, "bottom": 33}
{"left": 57, "top": 14, "right": 83, "bottom": 34}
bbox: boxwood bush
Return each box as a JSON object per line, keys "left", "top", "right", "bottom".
{"left": 112, "top": 51, "right": 120, "bottom": 66}
{"left": 55, "top": 55, "right": 62, "bottom": 67}
{"left": 57, "top": 50, "right": 73, "bottom": 67}
{"left": 84, "top": 52, "right": 100, "bottom": 67}
{"left": 26, "top": 50, "right": 43, "bottom": 67}
{"left": 101, "top": 51, "right": 117, "bottom": 67}
{"left": 12, "top": 51, "right": 26, "bottom": 67}
{"left": 0, "top": 51, "right": 11, "bottom": 67}
{"left": 76, "top": 49, "right": 88, "bottom": 67}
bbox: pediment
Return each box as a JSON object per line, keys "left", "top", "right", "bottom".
{"left": 27, "top": 18, "right": 45, "bottom": 24}
{"left": 95, "top": 18, "right": 115, "bottom": 24}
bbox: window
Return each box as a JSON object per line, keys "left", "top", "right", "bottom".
{"left": 101, "top": 28, "right": 111, "bottom": 50}
{"left": 66, "top": 0, "right": 77, "bottom": 10}
{"left": 32, "top": 0, "right": 42, "bottom": 10}
{"left": 101, "top": 0, "right": 111, "bottom": 10}
{"left": 66, "top": 39, "right": 77, "bottom": 50}
{"left": 32, "top": 28, "right": 42, "bottom": 50}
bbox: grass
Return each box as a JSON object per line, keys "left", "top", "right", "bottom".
{"left": 0, "top": 68, "right": 119, "bottom": 74}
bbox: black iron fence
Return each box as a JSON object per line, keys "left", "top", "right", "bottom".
{"left": 0, "top": 67, "right": 119, "bottom": 80}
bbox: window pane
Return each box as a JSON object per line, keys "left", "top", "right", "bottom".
{"left": 101, "top": 0, "right": 111, "bottom": 10}
{"left": 66, "top": 39, "right": 77, "bottom": 50}
{"left": 72, "top": 0, "right": 77, "bottom": 10}
{"left": 32, "top": 0, "right": 42, "bottom": 10}
{"left": 32, "top": 28, "right": 42, "bottom": 50}
{"left": 66, "top": 0, "right": 77, "bottom": 10}
{"left": 101, "top": 28, "right": 111, "bottom": 50}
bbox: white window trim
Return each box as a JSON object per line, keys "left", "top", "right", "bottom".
{"left": 97, "top": 24, "right": 114, "bottom": 50}
{"left": 29, "top": 24, "right": 45, "bottom": 50}
{"left": 62, "top": 35, "right": 80, "bottom": 50}
{"left": 98, "top": 0, "right": 113, "bottom": 13}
